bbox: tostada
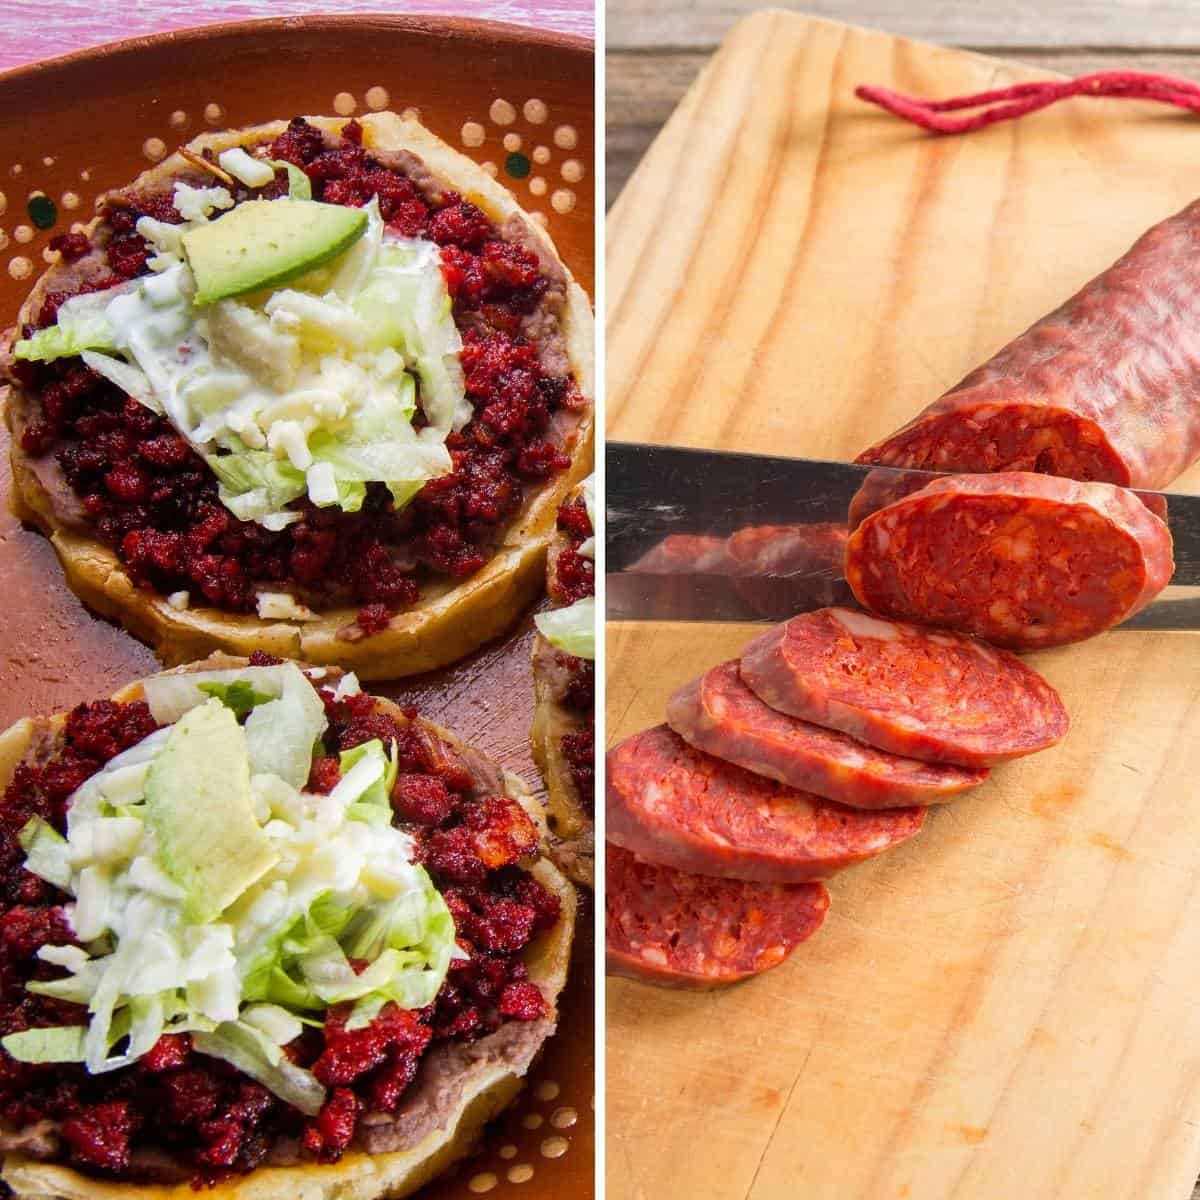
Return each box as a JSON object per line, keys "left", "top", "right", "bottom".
{"left": 530, "top": 475, "right": 594, "bottom": 887}
{"left": 0, "top": 654, "right": 574, "bottom": 1197}
{"left": 2, "top": 114, "right": 594, "bottom": 678}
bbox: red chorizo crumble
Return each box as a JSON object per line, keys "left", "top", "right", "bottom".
{"left": 561, "top": 728, "right": 595, "bottom": 814}
{"left": 548, "top": 493, "right": 595, "bottom": 809}
{"left": 0, "top": 687, "right": 558, "bottom": 1184}
{"left": 12, "top": 117, "right": 582, "bottom": 632}
{"left": 551, "top": 497, "right": 594, "bottom": 606}
{"left": 47, "top": 232, "right": 90, "bottom": 263}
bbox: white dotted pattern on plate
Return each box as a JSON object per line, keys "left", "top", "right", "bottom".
{"left": 4, "top": 85, "right": 584, "bottom": 282}
{"left": 457, "top": 92, "right": 585, "bottom": 224}
{"left": 463, "top": 1075, "right": 585, "bottom": 1193}
{"left": 1, "top": 99, "right": 233, "bottom": 278}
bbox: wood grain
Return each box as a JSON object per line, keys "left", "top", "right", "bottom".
{"left": 607, "top": 49, "right": 1200, "bottom": 205}
{"left": 606, "top": 13, "right": 1200, "bottom": 1199}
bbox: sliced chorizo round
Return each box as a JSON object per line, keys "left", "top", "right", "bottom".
{"left": 667, "top": 660, "right": 988, "bottom": 809}
{"left": 606, "top": 724, "right": 924, "bottom": 882}
{"left": 605, "top": 842, "right": 830, "bottom": 989}
{"left": 844, "top": 472, "right": 1173, "bottom": 649}
{"left": 740, "top": 606, "right": 1069, "bottom": 768}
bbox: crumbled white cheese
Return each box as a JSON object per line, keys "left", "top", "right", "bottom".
{"left": 172, "top": 182, "right": 234, "bottom": 223}
{"left": 306, "top": 461, "right": 338, "bottom": 506}
{"left": 136, "top": 216, "right": 185, "bottom": 255}
{"left": 267, "top": 420, "right": 314, "bottom": 471}
{"left": 262, "top": 511, "right": 303, "bottom": 532}
{"left": 167, "top": 591, "right": 190, "bottom": 610}
{"left": 135, "top": 216, "right": 187, "bottom": 273}
{"left": 218, "top": 147, "right": 276, "bottom": 189}
{"left": 256, "top": 592, "right": 319, "bottom": 622}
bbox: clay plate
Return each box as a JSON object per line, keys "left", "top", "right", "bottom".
{"left": 0, "top": 15, "right": 594, "bottom": 1200}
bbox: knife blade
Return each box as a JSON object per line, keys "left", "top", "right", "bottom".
{"left": 606, "top": 441, "right": 1200, "bottom": 628}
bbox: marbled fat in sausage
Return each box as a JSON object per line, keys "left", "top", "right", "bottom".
{"left": 666, "top": 660, "right": 988, "bottom": 810}
{"left": 605, "top": 843, "right": 829, "bottom": 989}
{"left": 844, "top": 472, "right": 1173, "bottom": 649}
{"left": 740, "top": 607, "right": 1068, "bottom": 768}
{"left": 606, "top": 725, "right": 924, "bottom": 882}
{"left": 857, "top": 198, "right": 1200, "bottom": 489}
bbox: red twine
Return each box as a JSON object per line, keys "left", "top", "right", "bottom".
{"left": 855, "top": 70, "right": 1200, "bottom": 134}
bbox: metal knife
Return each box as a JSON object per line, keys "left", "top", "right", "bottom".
{"left": 606, "top": 441, "right": 1200, "bottom": 629}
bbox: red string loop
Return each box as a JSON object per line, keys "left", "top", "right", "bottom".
{"left": 855, "top": 71, "right": 1200, "bottom": 134}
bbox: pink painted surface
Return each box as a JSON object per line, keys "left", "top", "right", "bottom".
{"left": 0, "top": 0, "right": 592, "bottom": 71}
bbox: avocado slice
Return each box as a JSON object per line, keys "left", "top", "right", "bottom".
{"left": 182, "top": 199, "right": 367, "bottom": 307}
{"left": 143, "top": 699, "right": 279, "bottom": 923}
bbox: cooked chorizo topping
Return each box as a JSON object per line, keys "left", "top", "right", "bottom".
{"left": 10, "top": 118, "right": 583, "bottom": 631}
{"left": 535, "top": 482, "right": 595, "bottom": 809}
{"left": 0, "top": 670, "right": 556, "bottom": 1184}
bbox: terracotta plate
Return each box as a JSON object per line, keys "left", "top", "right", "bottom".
{"left": 0, "top": 15, "right": 594, "bottom": 1200}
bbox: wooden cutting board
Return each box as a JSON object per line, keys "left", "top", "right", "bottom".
{"left": 606, "top": 13, "right": 1200, "bottom": 1200}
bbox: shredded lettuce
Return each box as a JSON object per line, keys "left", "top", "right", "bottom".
{"left": 65, "top": 728, "right": 170, "bottom": 831}
{"left": 346, "top": 992, "right": 390, "bottom": 1032}
{"left": 306, "top": 891, "right": 358, "bottom": 939}
{"left": 207, "top": 449, "right": 307, "bottom": 528}
{"left": 355, "top": 240, "right": 469, "bottom": 433}
{"left": 194, "top": 1022, "right": 325, "bottom": 1116}
{"left": 578, "top": 474, "right": 595, "bottom": 560}
{"left": 142, "top": 665, "right": 299, "bottom": 725}
{"left": 81, "top": 351, "right": 161, "bottom": 414}
{"left": 12, "top": 282, "right": 143, "bottom": 363}
{"left": 18, "top": 816, "right": 71, "bottom": 890}
{"left": 12, "top": 659, "right": 457, "bottom": 1112}
{"left": 243, "top": 662, "right": 328, "bottom": 789}
{"left": 237, "top": 858, "right": 453, "bottom": 1021}
{"left": 535, "top": 596, "right": 595, "bottom": 660}
{"left": 13, "top": 316, "right": 115, "bottom": 362}
{"left": 305, "top": 424, "right": 449, "bottom": 513}
{"left": 266, "top": 159, "right": 313, "bottom": 201}
{"left": 241, "top": 1002, "right": 303, "bottom": 1045}
{"left": 297, "top": 886, "right": 452, "bottom": 1011}
{"left": 1, "top": 1025, "right": 88, "bottom": 1064}
{"left": 338, "top": 739, "right": 398, "bottom": 824}
{"left": 198, "top": 679, "right": 275, "bottom": 720}
{"left": 330, "top": 196, "right": 383, "bottom": 299}
{"left": 26, "top": 970, "right": 101, "bottom": 1007}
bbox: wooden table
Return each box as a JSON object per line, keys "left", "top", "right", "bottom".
{"left": 0, "top": 0, "right": 593, "bottom": 71}
{"left": 608, "top": 0, "right": 1200, "bottom": 205}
